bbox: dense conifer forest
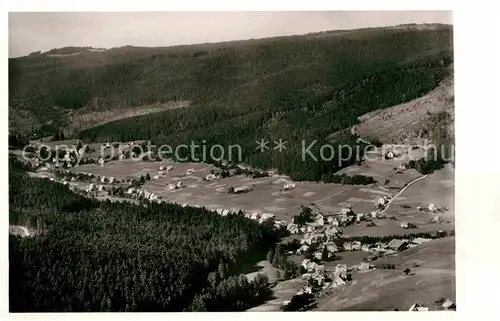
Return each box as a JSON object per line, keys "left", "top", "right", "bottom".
{"left": 9, "top": 161, "right": 279, "bottom": 312}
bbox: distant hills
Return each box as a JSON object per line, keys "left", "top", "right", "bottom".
{"left": 9, "top": 23, "right": 453, "bottom": 181}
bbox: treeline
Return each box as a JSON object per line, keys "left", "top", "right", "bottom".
{"left": 407, "top": 156, "right": 447, "bottom": 175}
{"left": 266, "top": 245, "right": 302, "bottom": 280}
{"left": 8, "top": 131, "right": 29, "bottom": 148}
{"left": 9, "top": 165, "right": 280, "bottom": 312}
{"left": 336, "top": 230, "right": 453, "bottom": 246}
{"left": 410, "top": 110, "right": 454, "bottom": 173}
{"left": 321, "top": 173, "right": 376, "bottom": 185}
{"left": 293, "top": 206, "right": 314, "bottom": 226}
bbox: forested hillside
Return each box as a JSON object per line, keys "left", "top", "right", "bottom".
{"left": 9, "top": 162, "right": 280, "bottom": 312}
{"left": 9, "top": 24, "right": 453, "bottom": 180}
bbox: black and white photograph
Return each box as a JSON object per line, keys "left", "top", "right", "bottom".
{"left": 6, "top": 8, "right": 464, "bottom": 313}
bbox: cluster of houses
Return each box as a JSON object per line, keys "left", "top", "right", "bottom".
{"left": 294, "top": 263, "right": 355, "bottom": 298}
{"left": 287, "top": 205, "right": 387, "bottom": 239}
{"left": 85, "top": 183, "right": 104, "bottom": 193}
{"left": 126, "top": 187, "right": 161, "bottom": 202}
{"left": 286, "top": 208, "right": 356, "bottom": 236}
{"left": 286, "top": 232, "right": 436, "bottom": 307}
{"left": 209, "top": 208, "right": 286, "bottom": 228}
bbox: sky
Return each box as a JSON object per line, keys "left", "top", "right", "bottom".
{"left": 8, "top": 11, "right": 452, "bottom": 58}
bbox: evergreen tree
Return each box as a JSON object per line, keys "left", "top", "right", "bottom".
{"left": 266, "top": 247, "right": 275, "bottom": 263}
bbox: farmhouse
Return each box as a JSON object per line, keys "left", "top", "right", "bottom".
{"left": 428, "top": 203, "right": 438, "bottom": 212}
{"left": 361, "top": 244, "right": 374, "bottom": 252}
{"left": 250, "top": 212, "right": 260, "bottom": 221}
{"left": 340, "top": 207, "right": 355, "bottom": 216}
{"left": 352, "top": 241, "right": 362, "bottom": 251}
{"left": 442, "top": 299, "right": 456, "bottom": 310}
{"left": 332, "top": 276, "right": 346, "bottom": 287}
{"left": 431, "top": 215, "right": 443, "bottom": 223}
{"left": 98, "top": 157, "right": 105, "bottom": 166}
{"left": 370, "top": 211, "right": 384, "bottom": 219}
{"left": 356, "top": 213, "right": 366, "bottom": 222}
{"left": 274, "top": 220, "right": 286, "bottom": 229}
{"left": 376, "top": 196, "right": 389, "bottom": 207}
{"left": 301, "top": 259, "right": 315, "bottom": 272}
{"left": 310, "top": 270, "right": 327, "bottom": 286}
{"left": 408, "top": 303, "right": 429, "bottom": 311}
{"left": 153, "top": 175, "right": 160, "bottom": 180}
{"left": 325, "top": 243, "right": 339, "bottom": 253}
{"left": 297, "top": 244, "right": 310, "bottom": 255}
{"left": 259, "top": 213, "right": 275, "bottom": 223}
{"left": 300, "top": 236, "right": 313, "bottom": 246}
{"left": 166, "top": 184, "right": 176, "bottom": 191}
{"left": 313, "top": 251, "right": 323, "bottom": 261}
{"left": 205, "top": 174, "right": 217, "bottom": 181}
{"left": 283, "top": 183, "right": 296, "bottom": 191}
{"left": 186, "top": 169, "right": 195, "bottom": 175}
{"left": 387, "top": 239, "right": 409, "bottom": 251}
{"left": 287, "top": 223, "right": 299, "bottom": 234}
{"left": 358, "top": 262, "right": 372, "bottom": 271}
{"left": 326, "top": 216, "right": 336, "bottom": 224}
{"left": 315, "top": 214, "right": 325, "bottom": 226}
{"left": 343, "top": 242, "right": 353, "bottom": 251}
{"left": 325, "top": 226, "right": 341, "bottom": 239}
{"left": 234, "top": 185, "right": 253, "bottom": 194}
{"left": 400, "top": 222, "right": 417, "bottom": 229}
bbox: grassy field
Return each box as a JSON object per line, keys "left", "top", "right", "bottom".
{"left": 355, "top": 70, "right": 454, "bottom": 145}
{"left": 315, "top": 237, "right": 455, "bottom": 311}
{"left": 246, "top": 277, "right": 307, "bottom": 312}
{"left": 342, "top": 165, "right": 454, "bottom": 237}
{"left": 64, "top": 144, "right": 453, "bottom": 226}
{"left": 69, "top": 157, "right": 408, "bottom": 220}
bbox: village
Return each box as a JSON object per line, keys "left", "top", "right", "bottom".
{"left": 13, "top": 138, "right": 455, "bottom": 311}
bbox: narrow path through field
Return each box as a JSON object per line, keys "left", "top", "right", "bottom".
{"left": 380, "top": 174, "right": 428, "bottom": 214}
